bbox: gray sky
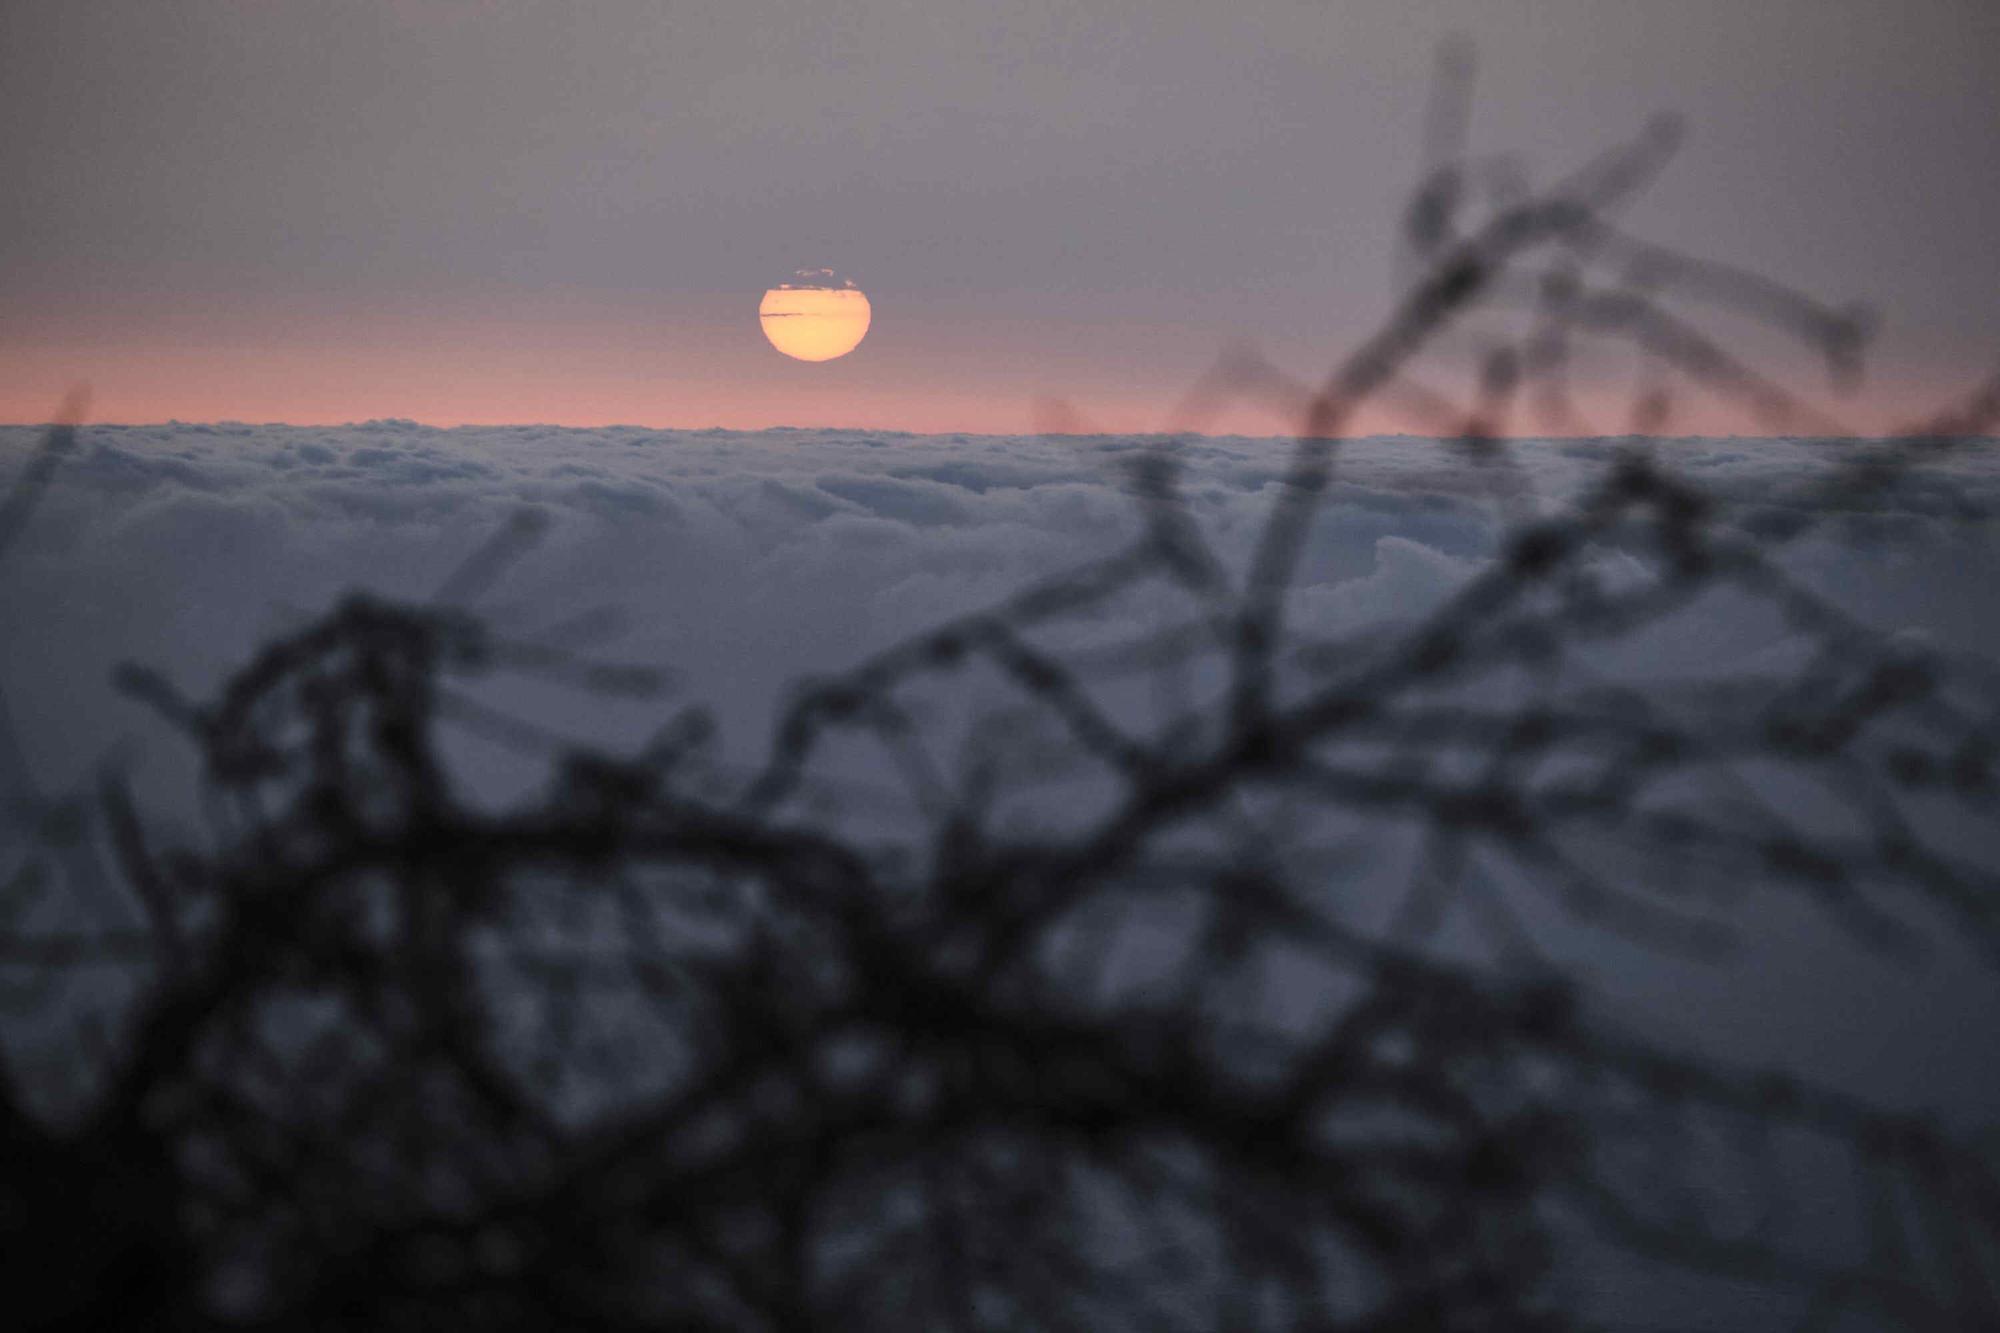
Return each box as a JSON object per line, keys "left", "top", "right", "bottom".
{"left": 3, "top": 0, "right": 1996, "bottom": 430}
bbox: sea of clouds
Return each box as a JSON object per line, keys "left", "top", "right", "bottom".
{"left": 4, "top": 421, "right": 1998, "bottom": 1326}
{"left": 8, "top": 420, "right": 1998, "bottom": 791}
{"left": 4, "top": 423, "right": 2000, "bottom": 1095}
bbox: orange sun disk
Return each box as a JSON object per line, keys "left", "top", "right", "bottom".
{"left": 759, "top": 286, "right": 872, "bottom": 362}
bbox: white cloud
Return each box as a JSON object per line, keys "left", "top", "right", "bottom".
{"left": 3, "top": 421, "right": 2000, "bottom": 1198}
{"left": 4, "top": 422, "right": 1997, "bottom": 802}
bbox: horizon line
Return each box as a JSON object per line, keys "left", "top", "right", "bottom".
{"left": 5, "top": 418, "right": 1995, "bottom": 447}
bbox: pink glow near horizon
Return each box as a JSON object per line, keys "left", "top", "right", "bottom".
{"left": 1, "top": 297, "right": 1985, "bottom": 438}
{"left": 2, "top": 356, "right": 1980, "bottom": 443}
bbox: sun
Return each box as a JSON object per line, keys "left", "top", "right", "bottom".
{"left": 759, "top": 268, "right": 871, "bottom": 362}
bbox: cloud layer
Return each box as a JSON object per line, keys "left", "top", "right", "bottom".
{"left": 4, "top": 422, "right": 2000, "bottom": 1331}
{"left": 5, "top": 422, "right": 1998, "bottom": 792}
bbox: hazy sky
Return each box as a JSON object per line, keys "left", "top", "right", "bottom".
{"left": 3, "top": 0, "right": 1996, "bottom": 433}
